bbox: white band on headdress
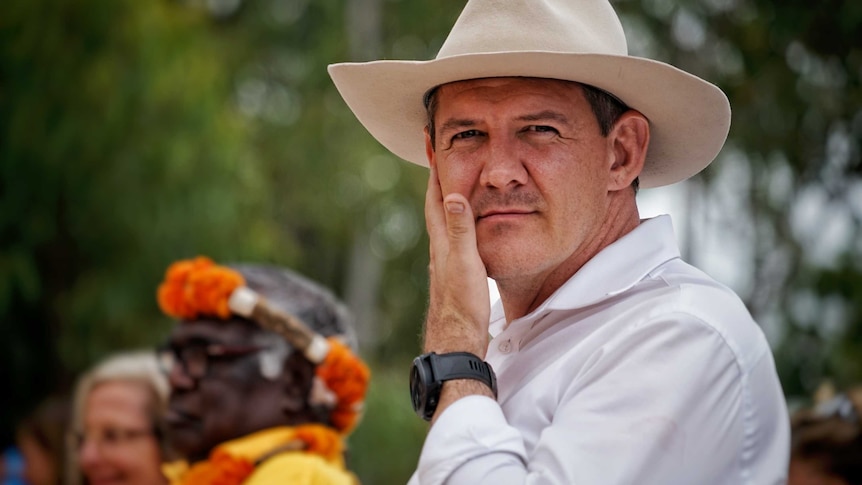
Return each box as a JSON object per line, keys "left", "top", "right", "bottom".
{"left": 304, "top": 335, "right": 331, "bottom": 364}
{"left": 228, "top": 286, "right": 260, "bottom": 318}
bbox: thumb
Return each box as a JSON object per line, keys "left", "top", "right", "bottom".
{"left": 439, "top": 192, "right": 489, "bottom": 330}
{"left": 442, "top": 192, "right": 486, "bottom": 285}
{"left": 443, "top": 193, "right": 477, "bottom": 250}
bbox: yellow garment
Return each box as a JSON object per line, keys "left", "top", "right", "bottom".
{"left": 164, "top": 427, "right": 358, "bottom": 485}
{"left": 162, "top": 460, "right": 189, "bottom": 482}
{"left": 246, "top": 452, "right": 355, "bottom": 485}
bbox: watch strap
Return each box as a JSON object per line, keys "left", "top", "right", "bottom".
{"left": 429, "top": 352, "right": 497, "bottom": 396}
{"left": 410, "top": 351, "right": 498, "bottom": 421}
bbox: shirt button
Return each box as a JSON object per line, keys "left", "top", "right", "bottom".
{"left": 498, "top": 339, "right": 512, "bottom": 353}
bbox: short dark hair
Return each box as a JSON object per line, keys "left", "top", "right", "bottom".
{"left": 424, "top": 79, "right": 639, "bottom": 192}
{"left": 579, "top": 83, "right": 629, "bottom": 136}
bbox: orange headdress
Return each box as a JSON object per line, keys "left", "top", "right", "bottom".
{"left": 157, "top": 256, "right": 370, "bottom": 435}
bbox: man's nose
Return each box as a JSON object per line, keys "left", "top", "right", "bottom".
{"left": 479, "top": 137, "right": 528, "bottom": 189}
{"left": 77, "top": 436, "right": 102, "bottom": 468}
{"left": 167, "top": 361, "right": 196, "bottom": 390}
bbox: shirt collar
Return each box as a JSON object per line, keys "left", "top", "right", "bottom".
{"left": 490, "top": 215, "right": 680, "bottom": 333}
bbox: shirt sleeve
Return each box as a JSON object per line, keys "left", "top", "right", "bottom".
{"left": 416, "top": 396, "right": 528, "bottom": 484}
{"left": 414, "top": 314, "right": 788, "bottom": 484}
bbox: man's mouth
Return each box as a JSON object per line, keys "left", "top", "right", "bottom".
{"left": 477, "top": 208, "right": 535, "bottom": 221}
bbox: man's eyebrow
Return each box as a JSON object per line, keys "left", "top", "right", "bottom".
{"left": 438, "top": 118, "right": 478, "bottom": 134}
{"left": 518, "top": 110, "right": 570, "bottom": 124}
{"left": 437, "top": 111, "right": 570, "bottom": 134}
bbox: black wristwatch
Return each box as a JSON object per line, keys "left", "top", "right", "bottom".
{"left": 410, "top": 351, "right": 498, "bottom": 421}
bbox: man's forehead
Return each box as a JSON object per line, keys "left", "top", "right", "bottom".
{"left": 431, "top": 77, "right": 589, "bottom": 128}
{"left": 431, "top": 78, "right": 587, "bottom": 117}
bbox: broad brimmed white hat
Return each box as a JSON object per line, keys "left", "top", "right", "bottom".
{"left": 328, "top": 0, "right": 730, "bottom": 189}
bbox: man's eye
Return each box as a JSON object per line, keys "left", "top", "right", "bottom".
{"left": 527, "top": 125, "right": 558, "bottom": 134}
{"left": 103, "top": 429, "right": 121, "bottom": 443}
{"left": 452, "top": 129, "right": 481, "bottom": 140}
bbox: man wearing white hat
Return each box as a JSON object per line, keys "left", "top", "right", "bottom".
{"left": 330, "top": 0, "right": 789, "bottom": 483}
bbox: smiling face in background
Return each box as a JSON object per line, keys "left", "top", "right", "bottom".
{"left": 428, "top": 78, "right": 620, "bottom": 286}
{"left": 78, "top": 380, "right": 165, "bottom": 485}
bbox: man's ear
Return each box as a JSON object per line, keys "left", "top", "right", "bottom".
{"left": 280, "top": 353, "right": 315, "bottom": 416}
{"left": 607, "top": 111, "right": 649, "bottom": 192}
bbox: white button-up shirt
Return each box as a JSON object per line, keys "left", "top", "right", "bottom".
{"left": 409, "top": 215, "right": 789, "bottom": 484}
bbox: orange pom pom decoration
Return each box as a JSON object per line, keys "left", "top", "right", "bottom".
{"left": 157, "top": 256, "right": 246, "bottom": 320}
{"left": 316, "top": 338, "right": 371, "bottom": 434}
{"left": 180, "top": 449, "right": 254, "bottom": 485}
{"left": 293, "top": 424, "right": 344, "bottom": 461}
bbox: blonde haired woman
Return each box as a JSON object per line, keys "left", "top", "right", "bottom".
{"left": 66, "top": 351, "right": 170, "bottom": 485}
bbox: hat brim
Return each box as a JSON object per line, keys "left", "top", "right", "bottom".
{"left": 328, "top": 51, "right": 730, "bottom": 189}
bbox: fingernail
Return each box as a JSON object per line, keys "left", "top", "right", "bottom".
{"left": 446, "top": 201, "right": 464, "bottom": 214}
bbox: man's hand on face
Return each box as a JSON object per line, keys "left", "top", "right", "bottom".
{"left": 423, "top": 163, "right": 491, "bottom": 358}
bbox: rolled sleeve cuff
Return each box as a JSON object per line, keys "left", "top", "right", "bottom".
{"left": 417, "top": 395, "right": 527, "bottom": 484}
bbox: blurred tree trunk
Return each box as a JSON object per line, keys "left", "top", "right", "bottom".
{"left": 343, "top": 0, "right": 385, "bottom": 351}
{"left": 346, "top": 0, "right": 382, "bottom": 61}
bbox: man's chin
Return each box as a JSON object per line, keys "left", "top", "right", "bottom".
{"left": 479, "top": 243, "right": 532, "bottom": 278}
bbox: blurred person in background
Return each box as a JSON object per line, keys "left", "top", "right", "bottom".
{"left": 66, "top": 351, "right": 170, "bottom": 485}
{"left": 789, "top": 383, "right": 862, "bottom": 485}
{"left": 15, "top": 395, "right": 70, "bottom": 485}
{"left": 156, "top": 257, "right": 370, "bottom": 485}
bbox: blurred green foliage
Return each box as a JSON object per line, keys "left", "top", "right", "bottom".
{"left": 0, "top": 0, "right": 452, "bottom": 482}
{"left": 346, "top": 367, "right": 428, "bottom": 483}
{"left": 2, "top": 0, "right": 272, "bottom": 426}
{"left": 2, "top": 0, "right": 861, "bottom": 483}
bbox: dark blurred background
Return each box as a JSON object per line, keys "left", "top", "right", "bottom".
{"left": 1, "top": 0, "right": 860, "bottom": 482}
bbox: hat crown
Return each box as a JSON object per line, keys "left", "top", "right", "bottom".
{"left": 437, "top": 0, "right": 628, "bottom": 59}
